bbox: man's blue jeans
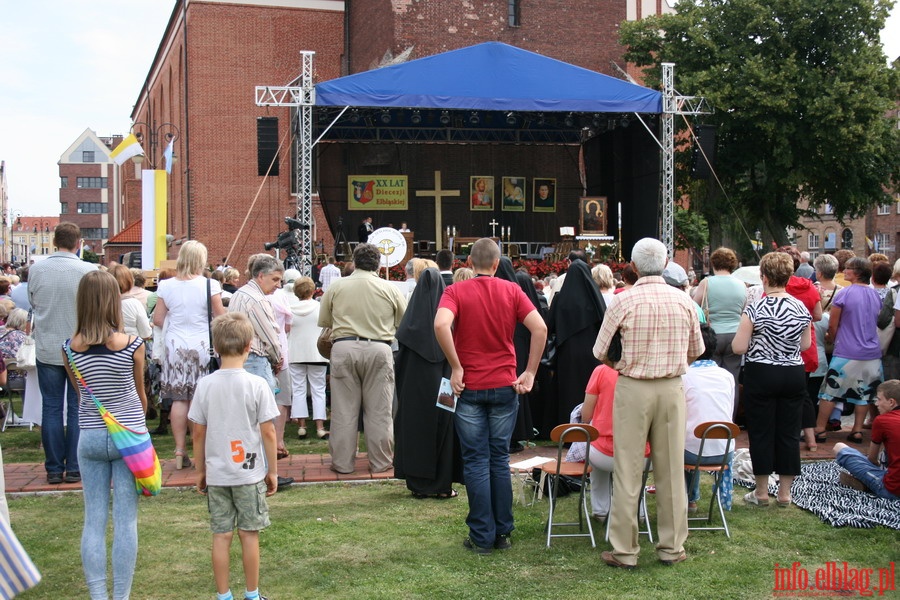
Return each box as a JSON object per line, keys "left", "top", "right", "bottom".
{"left": 244, "top": 353, "right": 278, "bottom": 395}
{"left": 454, "top": 386, "right": 518, "bottom": 549}
{"left": 37, "top": 360, "right": 80, "bottom": 475}
{"left": 836, "top": 447, "right": 899, "bottom": 500}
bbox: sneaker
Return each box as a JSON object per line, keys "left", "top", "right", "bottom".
{"left": 687, "top": 501, "right": 698, "bottom": 514}
{"left": 276, "top": 476, "right": 294, "bottom": 492}
{"left": 297, "top": 427, "right": 307, "bottom": 439}
{"left": 63, "top": 471, "right": 81, "bottom": 484}
{"left": 839, "top": 472, "right": 869, "bottom": 493}
{"left": 494, "top": 534, "right": 512, "bottom": 550}
{"left": 463, "top": 537, "right": 492, "bottom": 555}
{"left": 47, "top": 472, "right": 63, "bottom": 485}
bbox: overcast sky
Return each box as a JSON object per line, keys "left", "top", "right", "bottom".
{"left": 0, "top": 1, "right": 898, "bottom": 219}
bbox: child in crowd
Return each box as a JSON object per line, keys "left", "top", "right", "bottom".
{"left": 189, "top": 313, "right": 279, "bottom": 600}
{"left": 832, "top": 379, "right": 900, "bottom": 500}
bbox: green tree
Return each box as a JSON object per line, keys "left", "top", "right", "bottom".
{"left": 81, "top": 249, "right": 100, "bottom": 264}
{"left": 620, "top": 0, "right": 900, "bottom": 248}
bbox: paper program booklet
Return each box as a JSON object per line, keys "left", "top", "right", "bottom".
{"left": 436, "top": 377, "right": 457, "bottom": 413}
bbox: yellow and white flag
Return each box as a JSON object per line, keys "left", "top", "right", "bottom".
{"left": 110, "top": 134, "right": 144, "bottom": 165}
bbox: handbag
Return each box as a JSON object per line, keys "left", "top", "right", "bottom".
{"left": 14, "top": 314, "right": 35, "bottom": 369}
{"left": 206, "top": 278, "right": 220, "bottom": 373}
{"left": 606, "top": 329, "right": 623, "bottom": 363}
{"left": 64, "top": 343, "right": 162, "bottom": 497}
{"left": 317, "top": 326, "right": 333, "bottom": 360}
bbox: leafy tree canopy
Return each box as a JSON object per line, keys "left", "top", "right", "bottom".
{"left": 620, "top": 0, "right": 900, "bottom": 246}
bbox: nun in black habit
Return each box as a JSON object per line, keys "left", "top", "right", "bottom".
{"left": 547, "top": 259, "right": 607, "bottom": 428}
{"left": 393, "top": 268, "right": 462, "bottom": 498}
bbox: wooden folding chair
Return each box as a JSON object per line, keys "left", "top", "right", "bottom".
{"left": 541, "top": 423, "right": 599, "bottom": 548}
{"left": 686, "top": 421, "right": 740, "bottom": 538}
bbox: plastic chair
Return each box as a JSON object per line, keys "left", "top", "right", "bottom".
{"left": 541, "top": 423, "right": 599, "bottom": 548}
{"left": 685, "top": 421, "right": 740, "bottom": 538}
{"left": 605, "top": 457, "right": 655, "bottom": 543}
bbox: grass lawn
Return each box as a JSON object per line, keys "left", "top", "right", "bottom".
{"left": 9, "top": 479, "right": 900, "bottom": 599}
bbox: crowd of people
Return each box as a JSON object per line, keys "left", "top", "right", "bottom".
{"left": 2, "top": 221, "right": 899, "bottom": 597}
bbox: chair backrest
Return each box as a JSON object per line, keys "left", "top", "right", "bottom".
{"left": 550, "top": 423, "right": 600, "bottom": 445}
{"left": 693, "top": 421, "right": 740, "bottom": 457}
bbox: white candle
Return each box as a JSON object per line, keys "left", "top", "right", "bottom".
{"left": 618, "top": 202, "right": 622, "bottom": 229}
{"left": 453, "top": 226, "right": 457, "bottom": 237}
{"left": 446, "top": 226, "right": 451, "bottom": 237}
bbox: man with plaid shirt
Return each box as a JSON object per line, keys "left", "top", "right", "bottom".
{"left": 593, "top": 237, "right": 703, "bottom": 569}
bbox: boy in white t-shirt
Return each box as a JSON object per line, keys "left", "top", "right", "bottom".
{"left": 189, "top": 312, "right": 279, "bottom": 600}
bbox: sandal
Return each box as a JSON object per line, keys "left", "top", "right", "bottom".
{"left": 847, "top": 431, "right": 864, "bottom": 444}
{"left": 814, "top": 430, "right": 827, "bottom": 444}
{"left": 174, "top": 449, "right": 192, "bottom": 470}
{"left": 276, "top": 448, "right": 290, "bottom": 460}
{"left": 743, "top": 492, "right": 769, "bottom": 507}
{"left": 776, "top": 498, "right": 791, "bottom": 508}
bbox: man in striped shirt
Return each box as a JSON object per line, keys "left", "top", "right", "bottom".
{"left": 28, "top": 223, "right": 97, "bottom": 484}
{"left": 593, "top": 237, "right": 703, "bottom": 569}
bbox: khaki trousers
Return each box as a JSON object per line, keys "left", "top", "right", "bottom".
{"left": 328, "top": 340, "right": 395, "bottom": 473}
{"left": 609, "top": 376, "right": 687, "bottom": 565}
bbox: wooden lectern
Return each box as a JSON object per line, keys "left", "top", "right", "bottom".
{"left": 401, "top": 231, "right": 414, "bottom": 264}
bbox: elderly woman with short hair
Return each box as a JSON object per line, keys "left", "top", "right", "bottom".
{"left": 814, "top": 254, "right": 841, "bottom": 312}
{"left": 814, "top": 257, "right": 883, "bottom": 446}
{"left": 691, "top": 247, "right": 747, "bottom": 412}
{"left": 0, "top": 308, "right": 29, "bottom": 388}
{"left": 591, "top": 263, "right": 616, "bottom": 308}
{"left": 733, "top": 252, "right": 812, "bottom": 507}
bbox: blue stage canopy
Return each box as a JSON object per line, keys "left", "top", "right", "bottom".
{"left": 315, "top": 42, "right": 662, "bottom": 114}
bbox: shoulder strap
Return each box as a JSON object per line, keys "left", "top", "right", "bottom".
{"left": 207, "top": 278, "right": 214, "bottom": 351}
{"left": 63, "top": 342, "right": 104, "bottom": 414}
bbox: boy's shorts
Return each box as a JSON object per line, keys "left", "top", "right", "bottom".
{"left": 207, "top": 481, "right": 271, "bottom": 534}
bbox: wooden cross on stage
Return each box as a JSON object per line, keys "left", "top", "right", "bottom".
{"left": 415, "top": 170, "right": 459, "bottom": 248}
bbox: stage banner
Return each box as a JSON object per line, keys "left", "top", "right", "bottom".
{"left": 141, "top": 169, "right": 168, "bottom": 269}
{"left": 348, "top": 175, "right": 408, "bottom": 210}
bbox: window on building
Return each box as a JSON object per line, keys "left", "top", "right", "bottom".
{"left": 80, "top": 228, "right": 109, "bottom": 240}
{"left": 808, "top": 250, "right": 820, "bottom": 261}
{"left": 824, "top": 231, "right": 837, "bottom": 250}
{"left": 877, "top": 204, "right": 891, "bottom": 215}
{"left": 76, "top": 177, "right": 108, "bottom": 189}
{"left": 60, "top": 176, "right": 68, "bottom": 188}
{"left": 60, "top": 202, "right": 68, "bottom": 214}
{"left": 76, "top": 202, "right": 107, "bottom": 214}
{"left": 808, "top": 232, "right": 820, "bottom": 249}
{"left": 82, "top": 151, "right": 95, "bottom": 163}
{"left": 841, "top": 228, "right": 853, "bottom": 249}
{"left": 876, "top": 232, "right": 891, "bottom": 253}
{"left": 508, "top": 0, "right": 520, "bottom": 26}
{"left": 824, "top": 203, "right": 834, "bottom": 215}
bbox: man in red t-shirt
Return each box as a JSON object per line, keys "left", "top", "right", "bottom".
{"left": 435, "top": 238, "right": 547, "bottom": 554}
{"left": 833, "top": 379, "right": 900, "bottom": 500}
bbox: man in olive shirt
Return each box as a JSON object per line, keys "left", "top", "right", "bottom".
{"left": 318, "top": 243, "right": 407, "bottom": 474}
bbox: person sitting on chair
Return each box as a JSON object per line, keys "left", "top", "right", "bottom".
{"left": 682, "top": 324, "right": 736, "bottom": 513}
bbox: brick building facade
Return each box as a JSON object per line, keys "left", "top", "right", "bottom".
{"left": 114, "top": 0, "right": 675, "bottom": 272}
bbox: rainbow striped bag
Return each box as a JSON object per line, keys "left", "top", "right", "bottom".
{"left": 65, "top": 345, "right": 162, "bottom": 497}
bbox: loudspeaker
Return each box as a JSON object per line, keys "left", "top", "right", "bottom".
{"left": 257, "top": 117, "right": 280, "bottom": 177}
{"left": 691, "top": 124, "right": 716, "bottom": 179}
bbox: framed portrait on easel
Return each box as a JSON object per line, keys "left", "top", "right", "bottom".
{"left": 470, "top": 176, "right": 494, "bottom": 211}
{"left": 501, "top": 176, "right": 526, "bottom": 211}
{"left": 579, "top": 196, "right": 607, "bottom": 234}
{"left": 533, "top": 178, "right": 556, "bottom": 213}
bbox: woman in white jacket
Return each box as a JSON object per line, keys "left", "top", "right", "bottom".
{"left": 288, "top": 276, "right": 329, "bottom": 438}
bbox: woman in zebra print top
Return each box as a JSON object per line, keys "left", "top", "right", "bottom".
{"left": 733, "top": 252, "right": 812, "bottom": 507}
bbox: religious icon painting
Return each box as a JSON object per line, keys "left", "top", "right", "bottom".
{"left": 579, "top": 196, "right": 607, "bottom": 234}
{"left": 501, "top": 176, "right": 526, "bottom": 212}
{"left": 533, "top": 178, "right": 556, "bottom": 213}
{"left": 470, "top": 176, "right": 494, "bottom": 211}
